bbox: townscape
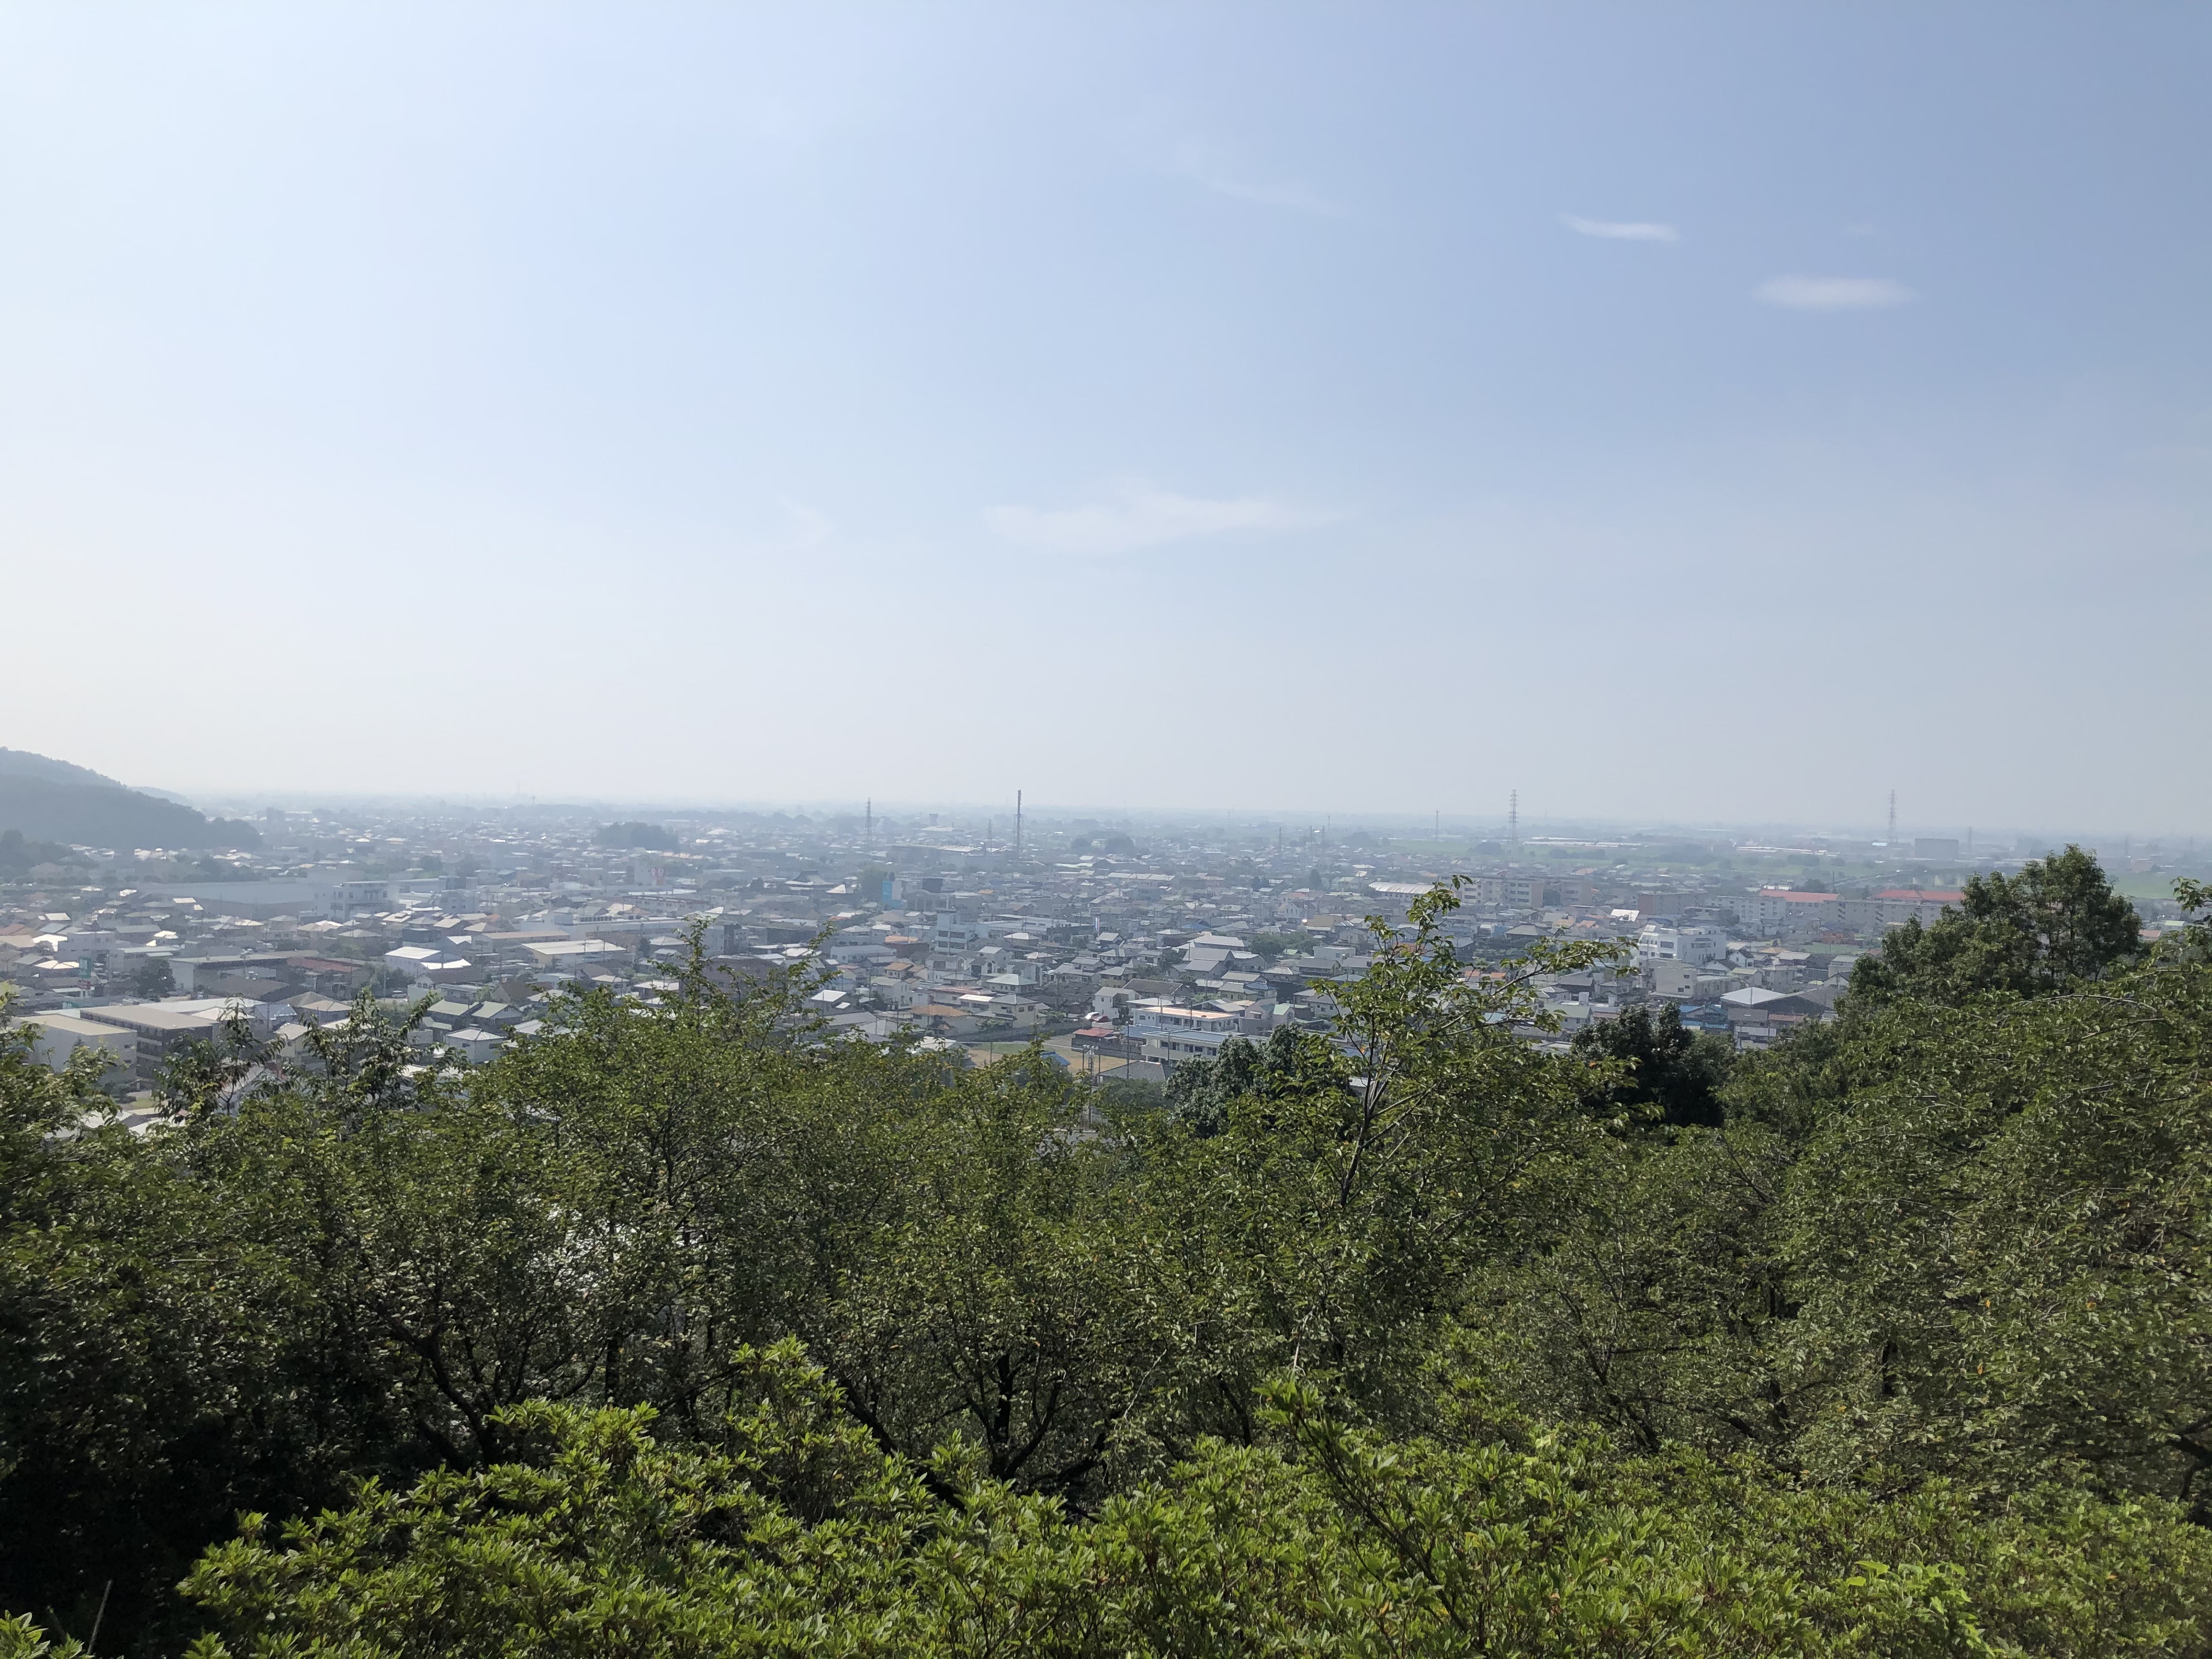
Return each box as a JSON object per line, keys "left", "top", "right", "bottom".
{"left": 14, "top": 760, "right": 2212, "bottom": 1656}
{"left": 8, "top": 8, "right": 2212, "bottom": 1653}
{"left": 5, "top": 781, "right": 2199, "bottom": 1113}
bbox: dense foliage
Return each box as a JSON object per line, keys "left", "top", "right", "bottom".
{"left": 5, "top": 855, "right": 2212, "bottom": 1655}
{"left": 0, "top": 831, "right": 72, "bottom": 881}
{"left": 1849, "top": 846, "right": 2145, "bottom": 1006}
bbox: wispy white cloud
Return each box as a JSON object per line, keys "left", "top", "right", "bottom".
{"left": 1172, "top": 140, "right": 1340, "bottom": 216}
{"left": 1562, "top": 213, "right": 1679, "bottom": 242}
{"left": 1755, "top": 274, "right": 1915, "bottom": 311}
{"left": 986, "top": 481, "right": 1338, "bottom": 556}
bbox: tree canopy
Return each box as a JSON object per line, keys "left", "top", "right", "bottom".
{"left": 6, "top": 856, "right": 2212, "bottom": 1655}
{"left": 1568, "top": 998, "right": 1734, "bottom": 1127}
{"left": 1850, "top": 844, "right": 2143, "bottom": 1005}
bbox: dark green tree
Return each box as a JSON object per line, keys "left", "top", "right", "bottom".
{"left": 1852, "top": 845, "right": 2141, "bottom": 1005}
{"left": 2161, "top": 877, "right": 2212, "bottom": 963}
{"left": 161, "top": 1352, "right": 2212, "bottom": 1659}
{"left": 1568, "top": 1001, "right": 1734, "bottom": 1128}
{"left": 1162, "top": 1026, "right": 1330, "bottom": 1138}
{"left": 13, "top": 883, "right": 2212, "bottom": 1653}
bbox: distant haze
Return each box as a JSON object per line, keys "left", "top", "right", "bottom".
{"left": 1, "top": 4, "right": 2206, "bottom": 828}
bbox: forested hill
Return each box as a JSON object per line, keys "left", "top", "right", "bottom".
{"left": 0, "top": 749, "right": 258, "bottom": 849}
{"left": 7, "top": 851, "right": 2212, "bottom": 1656}
{"left": 0, "top": 747, "right": 125, "bottom": 789}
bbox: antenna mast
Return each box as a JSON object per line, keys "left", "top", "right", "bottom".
{"left": 1888, "top": 790, "right": 1897, "bottom": 845}
{"left": 1509, "top": 790, "right": 1519, "bottom": 852}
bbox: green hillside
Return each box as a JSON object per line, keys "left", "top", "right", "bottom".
{"left": 0, "top": 747, "right": 125, "bottom": 789}
{"left": 0, "top": 770, "right": 259, "bottom": 850}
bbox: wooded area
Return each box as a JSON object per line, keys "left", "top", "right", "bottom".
{"left": 5, "top": 852, "right": 2210, "bottom": 1656}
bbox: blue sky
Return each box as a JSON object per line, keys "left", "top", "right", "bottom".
{"left": 2, "top": 3, "right": 2207, "bottom": 832}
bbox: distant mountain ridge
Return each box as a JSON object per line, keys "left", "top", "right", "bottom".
{"left": 0, "top": 747, "right": 126, "bottom": 789}
{"left": 0, "top": 748, "right": 259, "bottom": 851}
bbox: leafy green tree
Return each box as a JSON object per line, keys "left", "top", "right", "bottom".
{"left": 1483, "top": 950, "right": 2212, "bottom": 1515}
{"left": 0, "top": 1008, "right": 425, "bottom": 1650}
{"left": 803, "top": 1054, "right": 1197, "bottom": 1502}
{"left": 1246, "top": 931, "right": 1311, "bottom": 963}
{"left": 163, "top": 1349, "right": 2212, "bottom": 1659}
{"left": 1462, "top": 1112, "right": 1801, "bottom": 1460}
{"left": 13, "top": 882, "right": 2212, "bottom": 1652}
{"left": 2161, "top": 877, "right": 2212, "bottom": 963}
{"left": 1779, "top": 958, "right": 2212, "bottom": 1509}
{"left": 1852, "top": 845, "right": 2142, "bottom": 1005}
{"left": 1145, "top": 883, "right": 1624, "bottom": 1435}
{"left": 1569, "top": 1001, "right": 1735, "bottom": 1128}
{"left": 1162, "top": 1026, "right": 1329, "bottom": 1138}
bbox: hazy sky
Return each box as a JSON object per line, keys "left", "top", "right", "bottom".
{"left": 2, "top": 4, "right": 2207, "bottom": 831}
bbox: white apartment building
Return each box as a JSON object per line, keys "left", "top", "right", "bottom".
{"left": 1141, "top": 1027, "right": 1250, "bottom": 1068}
{"left": 1637, "top": 923, "right": 1729, "bottom": 967}
{"left": 1126, "top": 1000, "right": 1276, "bottom": 1038}
{"left": 931, "top": 913, "right": 983, "bottom": 949}
{"left": 1836, "top": 889, "right": 1963, "bottom": 932}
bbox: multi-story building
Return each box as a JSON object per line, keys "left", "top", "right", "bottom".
{"left": 1860, "top": 888, "right": 1962, "bottom": 930}
{"left": 1637, "top": 923, "right": 1728, "bottom": 966}
{"left": 1743, "top": 889, "right": 1842, "bottom": 937}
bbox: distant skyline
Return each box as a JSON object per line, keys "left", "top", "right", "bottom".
{"left": 136, "top": 786, "right": 2198, "bottom": 853}
{"left": 2, "top": 4, "right": 2207, "bottom": 828}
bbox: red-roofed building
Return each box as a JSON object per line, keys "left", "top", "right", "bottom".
{"left": 1745, "top": 889, "right": 1842, "bottom": 936}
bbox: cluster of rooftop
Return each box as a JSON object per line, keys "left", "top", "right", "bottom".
{"left": 4, "top": 800, "right": 2196, "bottom": 1109}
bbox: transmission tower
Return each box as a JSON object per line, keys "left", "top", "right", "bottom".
{"left": 1509, "top": 790, "right": 1519, "bottom": 851}
{"left": 1888, "top": 790, "right": 1897, "bottom": 845}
